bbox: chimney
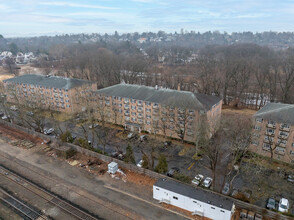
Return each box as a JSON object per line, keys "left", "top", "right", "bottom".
{"left": 177, "top": 83, "right": 181, "bottom": 91}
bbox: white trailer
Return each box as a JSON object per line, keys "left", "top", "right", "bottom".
{"left": 153, "top": 179, "right": 234, "bottom": 220}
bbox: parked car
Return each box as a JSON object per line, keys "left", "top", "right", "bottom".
{"left": 128, "top": 133, "right": 136, "bottom": 139}
{"left": 26, "top": 111, "right": 34, "bottom": 116}
{"left": 89, "top": 124, "right": 98, "bottom": 129}
{"left": 140, "top": 135, "right": 147, "bottom": 142}
{"left": 137, "top": 160, "right": 143, "bottom": 167}
{"left": 167, "top": 167, "right": 180, "bottom": 177}
{"left": 222, "top": 182, "right": 230, "bottom": 195}
{"left": 1, "top": 115, "right": 8, "bottom": 120}
{"left": 10, "top": 105, "right": 18, "bottom": 111}
{"left": 192, "top": 174, "right": 204, "bottom": 185}
{"left": 164, "top": 141, "right": 172, "bottom": 147}
{"left": 287, "top": 175, "right": 294, "bottom": 183}
{"left": 266, "top": 198, "right": 276, "bottom": 210}
{"left": 44, "top": 128, "right": 54, "bottom": 135}
{"left": 278, "top": 198, "right": 289, "bottom": 213}
{"left": 202, "top": 177, "right": 213, "bottom": 188}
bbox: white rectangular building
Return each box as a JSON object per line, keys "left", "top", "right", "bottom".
{"left": 153, "top": 179, "right": 234, "bottom": 220}
{"left": 108, "top": 162, "right": 118, "bottom": 174}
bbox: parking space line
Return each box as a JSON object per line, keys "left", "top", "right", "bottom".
{"left": 187, "top": 162, "right": 195, "bottom": 171}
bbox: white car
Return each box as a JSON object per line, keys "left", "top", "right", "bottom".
{"left": 278, "top": 198, "right": 289, "bottom": 213}
{"left": 192, "top": 174, "right": 204, "bottom": 185}
{"left": 10, "top": 105, "right": 18, "bottom": 111}
{"left": 1, "top": 115, "right": 8, "bottom": 120}
{"left": 44, "top": 128, "right": 54, "bottom": 135}
{"left": 89, "top": 124, "right": 98, "bottom": 129}
{"left": 137, "top": 160, "right": 143, "bottom": 167}
{"left": 202, "top": 177, "right": 213, "bottom": 188}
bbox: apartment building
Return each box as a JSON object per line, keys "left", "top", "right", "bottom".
{"left": 95, "top": 83, "right": 222, "bottom": 142}
{"left": 3, "top": 74, "right": 97, "bottom": 113}
{"left": 250, "top": 103, "right": 294, "bottom": 164}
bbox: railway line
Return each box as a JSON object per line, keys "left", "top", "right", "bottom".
{"left": 0, "top": 165, "right": 100, "bottom": 220}
{"left": 0, "top": 188, "right": 45, "bottom": 220}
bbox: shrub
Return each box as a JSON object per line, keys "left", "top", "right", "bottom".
{"left": 154, "top": 154, "right": 168, "bottom": 174}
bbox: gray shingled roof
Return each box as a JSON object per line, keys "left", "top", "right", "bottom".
{"left": 254, "top": 103, "right": 294, "bottom": 125}
{"left": 3, "top": 74, "right": 94, "bottom": 90}
{"left": 96, "top": 84, "right": 221, "bottom": 111}
{"left": 154, "top": 179, "right": 233, "bottom": 211}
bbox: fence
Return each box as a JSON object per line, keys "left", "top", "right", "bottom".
{"left": 0, "top": 119, "right": 292, "bottom": 220}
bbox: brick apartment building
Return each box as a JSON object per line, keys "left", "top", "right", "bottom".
{"left": 250, "top": 103, "right": 294, "bottom": 164}
{"left": 95, "top": 83, "right": 222, "bottom": 142}
{"left": 3, "top": 74, "right": 97, "bottom": 113}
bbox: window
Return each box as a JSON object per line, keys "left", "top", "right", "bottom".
{"left": 252, "top": 141, "right": 259, "bottom": 146}
{"left": 277, "top": 139, "right": 287, "bottom": 145}
{"left": 268, "top": 120, "right": 276, "bottom": 126}
{"left": 263, "top": 143, "right": 271, "bottom": 151}
{"left": 211, "top": 207, "right": 215, "bottom": 210}
{"left": 146, "top": 121, "right": 151, "bottom": 125}
{"left": 146, "top": 109, "right": 151, "bottom": 113}
{"left": 131, "top": 99, "right": 136, "bottom": 104}
{"left": 156, "top": 188, "right": 159, "bottom": 190}
{"left": 292, "top": 143, "right": 294, "bottom": 147}
{"left": 253, "top": 133, "right": 260, "bottom": 138}
{"left": 131, "top": 106, "right": 136, "bottom": 110}
{"left": 131, "top": 112, "right": 136, "bottom": 116}
{"left": 112, "top": 96, "right": 116, "bottom": 100}
{"left": 280, "top": 123, "right": 290, "bottom": 129}
{"left": 255, "top": 118, "right": 263, "bottom": 123}
{"left": 290, "top": 151, "right": 294, "bottom": 155}
{"left": 193, "top": 201, "right": 197, "bottom": 204}
{"left": 146, "top": 101, "right": 151, "bottom": 106}
{"left": 173, "top": 196, "right": 178, "bottom": 200}
{"left": 254, "top": 125, "right": 261, "bottom": 131}
{"left": 220, "top": 210, "right": 225, "bottom": 213}
{"left": 279, "top": 131, "right": 289, "bottom": 138}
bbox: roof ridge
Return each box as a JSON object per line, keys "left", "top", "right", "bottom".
{"left": 255, "top": 104, "right": 294, "bottom": 116}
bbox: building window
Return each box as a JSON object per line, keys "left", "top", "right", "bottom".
{"left": 146, "top": 101, "right": 151, "bottom": 106}
{"left": 252, "top": 141, "right": 259, "bottom": 146}
{"left": 292, "top": 143, "right": 294, "bottom": 147}
{"left": 268, "top": 120, "right": 276, "bottom": 126}
{"left": 146, "top": 121, "right": 151, "bottom": 125}
{"left": 254, "top": 125, "right": 261, "bottom": 131}
{"left": 131, "top": 106, "right": 136, "bottom": 110}
{"left": 290, "top": 151, "right": 294, "bottom": 155}
{"left": 253, "top": 133, "right": 260, "bottom": 138}
{"left": 146, "top": 109, "right": 151, "bottom": 113}
{"left": 173, "top": 196, "right": 178, "bottom": 200}
{"left": 255, "top": 118, "right": 263, "bottom": 123}
{"left": 263, "top": 143, "right": 271, "bottom": 151}
{"left": 131, "top": 99, "right": 136, "bottom": 104}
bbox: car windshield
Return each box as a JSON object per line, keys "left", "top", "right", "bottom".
{"left": 269, "top": 200, "right": 275, "bottom": 205}
{"left": 280, "top": 204, "right": 287, "bottom": 209}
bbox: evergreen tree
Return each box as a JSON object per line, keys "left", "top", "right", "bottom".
{"left": 155, "top": 154, "right": 168, "bottom": 174}
{"left": 142, "top": 154, "right": 149, "bottom": 169}
{"left": 124, "top": 143, "right": 135, "bottom": 164}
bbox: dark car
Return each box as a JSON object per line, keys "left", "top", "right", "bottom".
{"left": 167, "top": 167, "right": 180, "bottom": 177}
{"left": 222, "top": 183, "right": 230, "bottom": 195}
{"left": 266, "top": 198, "right": 276, "bottom": 210}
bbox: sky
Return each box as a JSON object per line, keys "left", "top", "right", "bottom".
{"left": 1, "top": 0, "right": 294, "bottom": 37}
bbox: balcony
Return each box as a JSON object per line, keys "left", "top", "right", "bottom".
{"left": 153, "top": 105, "right": 159, "bottom": 109}
{"left": 265, "top": 132, "right": 275, "bottom": 137}
{"left": 125, "top": 112, "right": 130, "bottom": 116}
{"left": 138, "top": 108, "right": 143, "bottom": 112}
{"left": 278, "top": 134, "right": 288, "bottom": 140}
{"left": 266, "top": 124, "right": 276, "bottom": 129}
{"left": 280, "top": 126, "right": 290, "bottom": 132}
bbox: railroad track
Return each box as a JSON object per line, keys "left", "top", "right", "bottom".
{"left": 0, "top": 188, "right": 45, "bottom": 220}
{"left": 0, "top": 166, "right": 100, "bottom": 220}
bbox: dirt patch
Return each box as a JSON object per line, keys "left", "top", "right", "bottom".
{"left": 121, "top": 168, "right": 156, "bottom": 187}
{"left": 0, "top": 74, "right": 14, "bottom": 82}
{"left": 0, "top": 124, "right": 43, "bottom": 145}
{"left": 222, "top": 105, "right": 257, "bottom": 116}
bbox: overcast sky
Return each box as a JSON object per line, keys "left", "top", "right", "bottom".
{"left": 1, "top": 0, "right": 294, "bottom": 37}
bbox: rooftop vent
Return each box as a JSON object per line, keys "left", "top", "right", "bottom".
{"left": 207, "top": 201, "right": 211, "bottom": 204}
